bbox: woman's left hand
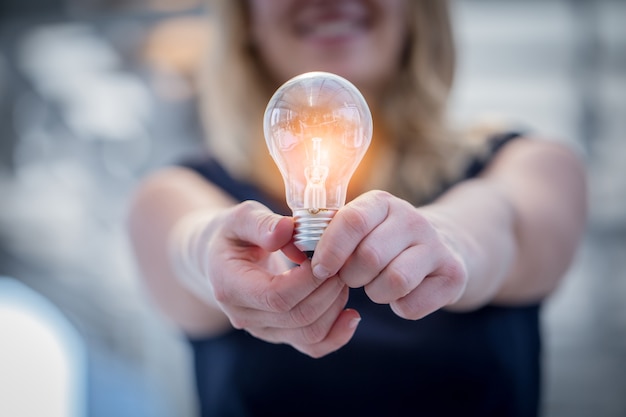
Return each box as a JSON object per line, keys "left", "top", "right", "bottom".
{"left": 311, "top": 190, "right": 468, "bottom": 320}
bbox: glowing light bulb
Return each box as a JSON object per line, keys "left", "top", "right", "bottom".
{"left": 264, "top": 71, "right": 373, "bottom": 256}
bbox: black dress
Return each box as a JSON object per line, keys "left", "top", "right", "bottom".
{"left": 181, "top": 133, "right": 541, "bottom": 417}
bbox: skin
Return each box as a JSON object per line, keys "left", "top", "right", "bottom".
{"left": 248, "top": 0, "right": 409, "bottom": 100}
{"left": 128, "top": 0, "right": 587, "bottom": 358}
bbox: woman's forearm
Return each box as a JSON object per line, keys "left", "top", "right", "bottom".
{"left": 420, "top": 179, "right": 517, "bottom": 310}
{"left": 127, "top": 168, "right": 233, "bottom": 336}
{"left": 425, "top": 138, "right": 587, "bottom": 310}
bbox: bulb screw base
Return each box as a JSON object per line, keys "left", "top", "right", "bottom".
{"left": 293, "top": 209, "right": 337, "bottom": 254}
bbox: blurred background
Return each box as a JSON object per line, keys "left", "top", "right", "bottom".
{"left": 0, "top": 0, "right": 624, "bottom": 416}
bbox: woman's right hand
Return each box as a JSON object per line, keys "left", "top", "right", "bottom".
{"left": 200, "top": 200, "right": 360, "bottom": 358}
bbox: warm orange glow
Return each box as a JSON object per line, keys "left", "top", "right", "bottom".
{"left": 264, "top": 72, "right": 372, "bottom": 210}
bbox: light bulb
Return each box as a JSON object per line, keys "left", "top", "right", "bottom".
{"left": 263, "top": 71, "right": 373, "bottom": 257}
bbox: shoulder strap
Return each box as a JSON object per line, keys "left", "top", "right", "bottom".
{"left": 463, "top": 131, "right": 524, "bottom": 179}
{"left": 178, "top": 154, "right": 290, "bottom": 215}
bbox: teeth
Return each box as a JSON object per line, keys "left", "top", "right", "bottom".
{"left": 310, "top": 21, "right": 358, "bottom": 37}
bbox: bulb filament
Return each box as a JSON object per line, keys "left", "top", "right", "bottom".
{"left": 304, "top": 137, "right": 328, "bottom": 210}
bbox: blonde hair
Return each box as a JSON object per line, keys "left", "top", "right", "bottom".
{"left": 200, "top": 0, "right": 486, "bottom": 204}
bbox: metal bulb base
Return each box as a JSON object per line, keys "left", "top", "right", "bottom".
{"left": 293, "top": 209, "right": 337, "bottom": 254}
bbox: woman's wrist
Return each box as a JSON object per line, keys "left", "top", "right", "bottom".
{"left": 168, "top": 209, "right": 223, "bottom": 310}
{"left": 419, "top": 181, "right": 517, "bottom": 310}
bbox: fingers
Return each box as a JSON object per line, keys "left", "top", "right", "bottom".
{"left": 212, "top": 195, "right": 465, "bottom": 357}
{"left": 280, "top": 240, "right": 308, "bottom": 265}
{"left": 311, "top": 191, "right": 393, "bottom": 280}
{"left": 336, "top": 211, "right": 420, "bottom": 288}
{"left": 363, "top": 238, "right": 466, "bottom": 320}
{"left": 298, "top": 308, "right": 361, "bottom": 358}
{"left": 209, "top": 200, "right": 361, "bottom": 358}
{"left": 363, "top": 244, "right": 436, "bottom": 304}
{"left": 223, "top": 200, "right": 294, "bottom": 252}
{"left": 249, "top": 305, "right": 361, "bottom": 359}
{"left": 390, "top": 270, "right": 465, "bottom": 320}
{"left": 225, "top": 201, "right": 307, "bottom": 264}
{"left": 247, "top": 285, "right": 349, "bottom": 344}
{"left": 209, "top": 201, "right": 320, "bottom": 313}
{"left": 307, "top": 190, "right": 468, "bottom": 321}
{"left": 227, "top": 276, "right": 346, "bottom": 329}
{"left": 223, "top": 264, "right": 358, "bottom": 359}
{"left": 214, "top": 260, "right": 326, "bottom": 312}
{"left": 389, "top": 253, "right": 467, "bottom": 320}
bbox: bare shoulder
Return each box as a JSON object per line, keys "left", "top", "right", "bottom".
{"left": 135, "top": 166, "right": 212, "bottom": 193}
{"left": 487, "top": 135, "right": 587, "bottom": 176}
{"left": 131, "top": 166, "right": 234, "bottom": 208}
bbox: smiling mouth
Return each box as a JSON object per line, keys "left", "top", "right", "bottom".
{"left": 299, "top": 19, "right": 367, "bottom": 40}
{"left": 294, "top": 0, "right": 371, "bottom": 43}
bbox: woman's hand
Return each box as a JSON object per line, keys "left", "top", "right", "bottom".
{"left": 310, "top": 140, "right": 587, "bottom": 315}
{"left": 311, "top": 191, "right": 469, "bottom": 320}
{"left": 203, "top": 201, "right": 361, "bottom": 358}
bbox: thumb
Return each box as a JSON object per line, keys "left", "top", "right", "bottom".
{"left": 227, "top": 201, "right": 294, "bottom": 252}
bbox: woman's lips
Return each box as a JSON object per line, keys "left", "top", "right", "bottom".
{"left": 294, "top": 1, "right": 371, "bottom": 43}
{"left": 298, "top": 19, "right": 366, "bottom": 40}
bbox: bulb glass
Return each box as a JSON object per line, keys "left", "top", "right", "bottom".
{"left": 263, "top": 71, "right": 372, "bottom": 253}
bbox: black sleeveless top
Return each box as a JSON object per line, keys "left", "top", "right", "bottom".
{"left": 181, "top": 133, "right": 541, "bottom": 417}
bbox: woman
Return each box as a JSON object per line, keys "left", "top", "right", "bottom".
{"left": 128, "top": 1, "right": 587, "bottom": 416}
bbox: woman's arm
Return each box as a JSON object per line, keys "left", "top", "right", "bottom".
{"left": 432, "top": 137, "right": 588, "bottom": 309}
{"left": 127, "top": 167, "right": 359, "bottom": 356}
{"left": 127, "top": 167, "right": 235, "bottom": 336}
{"left": 310, "top": 137, "right": 587, "bottom": 317}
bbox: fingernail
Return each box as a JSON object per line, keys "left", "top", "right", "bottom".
{"left": 349, "top": 317, "right": 361, "bottom": 330}
{"left": 312, "top": 264, "right": 330, "bottom": 280}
